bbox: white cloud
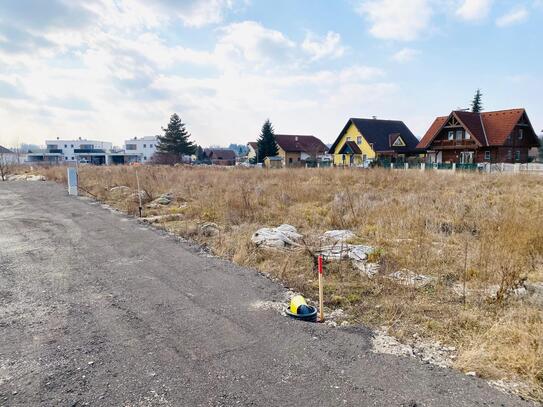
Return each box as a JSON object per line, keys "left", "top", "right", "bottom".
{"left": 302, "top": 31, "right": 346, "bottom": 61}
{"left": 357, "top": 0, "right": 433, "bottom": 41}
{"left": 392, "top": 48, "right": 421, "bottom": 63}
{"left": 456, "top": 0, "right": 493, "bottom": 21}
{"left": 496, "top": 6, "right": 528, "bottom": 27}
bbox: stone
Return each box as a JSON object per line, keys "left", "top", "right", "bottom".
{"left": 200, "top": 222, "right": 220, "bottom": 237}
{"left": 251, "top": 224, "right": 303, "bottom": 249}
{"left": 321, "top": 230, "right": 356, "bottom": 243}
{"left": 388, "top": 270, "right": 435, "bottom": 288}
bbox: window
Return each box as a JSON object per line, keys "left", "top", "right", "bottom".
{"left": 289, "top": 157, "right": 293, "bottom": 164}
{"left": 455, "top": 130, "right": 463, "bottom": 141}
{"left": 65, "top": 157, "right": 68, "bottom": 160}
{"left": 297, "top": 157, "right": 300, "bottom": 161}
{"left": 448, "top": 131, "right": 454, "bottom": 141}
{"left": 80, "top": 144, "right": 93, "bottom": 150}
{"left": 515, "top": 151, "right": 521, "bottom": 161}
{"left": 71, "top": 144, "right": 74, "bottom": 148}
{"left": 484, "top": 151, "right": 491, "bottom": 161}
{"left": 518, "top": 129, "right": 524, "bottom": 140}
{"left": 150, "top": 144, "right": 153, "bottom": 148}
{"left": 144, "top": 156, "right": 147, "bottom": 161}
{"left": 126, "top": 144, "right": 137, "bottom": 150}
{"left": 357, "top": 136, "right": 362, "bottom": 144}
{"left": 64, "top": 144, "right": 67, "bottom": 148}
{"left": 507, "top": 150, "right": 512, "bottom": 160}
{"left": 143, "top": 144, "right": 147, "bottom": 148}
{"left": 47, "top": 144, "right": 58, "bottom": 150}
{"left": 346, "top": 137, "right": 351, "bottom": 141}
{"left": 71, "top": 157, "right": 74, "bottom": 160}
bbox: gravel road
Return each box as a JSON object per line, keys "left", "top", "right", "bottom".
{"left": 0, "top": 181, "right": 531, "bottom": 406}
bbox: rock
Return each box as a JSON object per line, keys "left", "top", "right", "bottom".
{"left": 388, "top": 270, "right": 435, "bottom": 288}
{"left": 7, "top": 174, "right": 45, "bottom": 181}
{"left": 110, "top": 186, "right": 130, "bottom": 192}
{"left": 316, "top": 244, "right": 375, "bottom": 275}
{"left": 526, "top": 282, "right": 543, "bottom": 306}
{"left": 139, "top": 214, "right": 183, "bottom": 224}
{"left": 321, "top": 230, "right": 356, "bottom": 243}
{"left": 466, "top": 371, "right": 477, "bottom": 377}
{"left": 200, "top": 222, "right": 220, "bottom": 237}
{"left": 354, "top": 262, "right": 380, "bottom": 278}
{"left": 251, "top": 224, "right": 303, "bottom": 249}
{"left": 147, "top": 193, "right": 173, "bottom": 208}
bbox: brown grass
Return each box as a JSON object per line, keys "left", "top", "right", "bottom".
{"left": 36, "top": 165, "right": 543, "bottom": 400}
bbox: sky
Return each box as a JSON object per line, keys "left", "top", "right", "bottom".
{"left": 1, "top": 0, "right": 542, "bottom": 148}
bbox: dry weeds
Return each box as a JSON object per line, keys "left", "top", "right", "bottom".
{"left": 35, "top": 165, "right": 543, "bottom": 401}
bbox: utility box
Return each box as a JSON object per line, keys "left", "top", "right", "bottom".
{"left": 67, "top": 167, "right": 78, "bottom": 196}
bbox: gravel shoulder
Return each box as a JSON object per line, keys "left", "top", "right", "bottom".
{"left": 0, "top": 181, "right": 532, "bottom": 406}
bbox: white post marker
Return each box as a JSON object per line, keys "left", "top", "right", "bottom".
{"left": 318, "top": 255, "right": 324, "bottom": 323}
{"left": 67, "top": 167, "right": 78, "bottom": 196}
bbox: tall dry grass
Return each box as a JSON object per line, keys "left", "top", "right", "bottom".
{"left": 37, "top": 165, "right": 543, "bottom": 400}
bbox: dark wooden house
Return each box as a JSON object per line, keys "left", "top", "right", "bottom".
{"left": 418, "top": 109, "right": 539, "bottom": 164}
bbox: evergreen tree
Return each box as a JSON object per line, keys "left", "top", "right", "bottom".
{"left": 157, "top": 114, "right": 196, "bottom": 159}
{"left": 196, "top": 145, "right": 205, "bottom": 161}
{"left": 256, "top": 119, "right": 278, "bottom": 163}
{"left": 470, "top": 89, "right": 483, "bottom": 113}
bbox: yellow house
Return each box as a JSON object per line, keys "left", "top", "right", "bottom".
{"left": 329, "top": 118, "right": 421, "bottom": 166}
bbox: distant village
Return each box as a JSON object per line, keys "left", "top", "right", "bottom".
{"left": 2, "top": 103, "right": 543, "bottom": 171}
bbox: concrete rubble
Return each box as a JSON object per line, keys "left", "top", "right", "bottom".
{"left": 7, "top": 174, "right": 45, "bottom": 182}
{"left": 251, "top": 224, "right": 303, "bottom": 249}
{"left": 372, "top": 328, "right": 456, "bottom": 369}
{"left": 321, "top": 230, "right": 356, "bottom": 243}
{"left": 147, "top": 193, "right": 173, "bottom": 208}
{"left": 199, "top": 222, "right": 220, "bottom": 237}
{"left": 387, "top": 270, "right": 435, "bottom": 288}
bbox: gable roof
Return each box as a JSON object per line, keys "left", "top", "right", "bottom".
{"left": 247, "top": 142, "right": 257, "bottom": 150}
{"left": 418, "top": 109, "right": 536, "bottom": 149}
{"left": 274, "top": 134, "right": 328, "bottom": 154}
{"left": 330, "top": 118, "right": 420, "bottom": 154}
{"left": 338, "top": 141, "right": 362, "bottom": 155}
{"left": 204, "top": 148, "right": 236, "bottom": 160}
{"left": 0, "top": 145, "right": 14, "bottom": 154}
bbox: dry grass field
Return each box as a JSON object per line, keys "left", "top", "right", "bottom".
{"left": 33, "top": 165, "right": 543, "bottom": 401}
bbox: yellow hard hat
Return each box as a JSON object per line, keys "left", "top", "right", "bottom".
{"left": 290, "top": 295, "right": 307, "bottom": 314}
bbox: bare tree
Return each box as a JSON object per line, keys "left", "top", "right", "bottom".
{"left": 0, "top": 152, "right": 14, "bottom": 181}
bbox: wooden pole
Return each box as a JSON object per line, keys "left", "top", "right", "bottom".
{"left": 318, "top": 255, "right": 324, "bottom": 323}
{"left": 135, "top": 169, "right": 143, "bottom": 218}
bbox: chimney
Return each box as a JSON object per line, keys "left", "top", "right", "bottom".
{"left": 372, "top": 116, "right": 377, "bottom": 120}
{"left": 56, "top": 137, "right": 59, "bottom": 140}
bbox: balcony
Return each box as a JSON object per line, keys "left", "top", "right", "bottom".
{"left": 74, "top": 149, "right": 106, "bottom": 154}
{"left": 432, "top": 140, "right": 476, "bottom": 150}
{"left": 47, "top": 149, "right": 63, "bottom": 154}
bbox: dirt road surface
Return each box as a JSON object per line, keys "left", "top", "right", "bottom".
{"left": 0, "top": 182, "right": 531, "bottom": 406}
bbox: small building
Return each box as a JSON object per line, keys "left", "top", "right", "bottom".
{"left": 204, "top": 148, "right": 236, "bottom": 166}
{"left": 418, "top": 109, "right": 540, "bottom": 164}
{"left": 274, "top": 134, "right": 328, "bottom": 167}
{"left": 328, "top": 118, "right": 421, "bottom": 166}
{"left": 264, "top": 155, "right": 283, "bottom": 169}
{"left": 124, "top": 136, "right": 159, "bottom": 164}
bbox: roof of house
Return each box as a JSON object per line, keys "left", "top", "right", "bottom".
{"left": 330, "top": 118, "right": 420, "bottom": 154}
{"left": 417, "top": 109, "right": 537, "bottom": 149}
{"left": 338, "top": 141, "right": 362, "bottom": 155}
{"left": 247, "top": 142, "right": 258, "bottom": 149}
{"left": 0, "top": 145, "right": 14, "bottom": 154}
{"left": 204, "top": 148, "right": 236, "bottom": 160}
{"left": 274, "top": 134, "right": 328, "bottom": 154}
{"left": 265, "top": 155, "right": 283, "bottom": 161}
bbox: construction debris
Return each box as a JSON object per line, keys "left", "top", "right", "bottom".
{"left": 7, "top": 174, "right": 45, "bottom": 182}
{"left": 321, "top": 230, "right": 356, "bottom": 243}
{"left": 387, "top": 270, "right": 435, "bottom": 288}
{"left": 251, "top": 224, "right": 303, "bottom": 249}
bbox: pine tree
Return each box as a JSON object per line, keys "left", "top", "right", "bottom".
{"left": 256, "top": 119, "right": 278, "bottom": 163}
{"left": 471, "top": 89, "right": 483, "bottom": 113}
{"left": 157, "top": 114, "right": 196, "bottom": 159}
{"left": 195, "top": 145, "right": 205, "bottom": 161}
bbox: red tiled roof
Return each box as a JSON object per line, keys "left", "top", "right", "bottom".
{"left": 274, "top": 134, "right": 328, "bottom": 154}
{"left": 418, "top": 109, "right": 533, "bottom": 148}
{"left": 481, "top": 109, "right": 525, "bottom": 146}
{"left": 417, "top": 116, "right": 447, "bottom": 149}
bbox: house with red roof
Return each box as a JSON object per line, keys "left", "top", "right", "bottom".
{"left": 418, "top": 109, "right": 539, "bottom": 164}
{"left": 274, "top": 134, "right": 328, "bottom": 167}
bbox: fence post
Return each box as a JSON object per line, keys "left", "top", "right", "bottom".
{"left": 452, "top": 163, "right": 456, "bottom": 172}
{"left": 404, "top": 162, "right": 409, "bottom": 170}
{"left": 420, "top": 163, "right": 426, "bottom": 171}
{"left": 390, "top": 163, "right": 394, "bottom": 170}
{"left": 67, "top": 167, "right": 78, "bottom": 196}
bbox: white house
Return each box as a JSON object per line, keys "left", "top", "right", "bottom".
{"left": 47, "top": 138, "right": 113, "bottom": 164}
{"left": 124, "top": 136, "right": 158, "bottom": 163}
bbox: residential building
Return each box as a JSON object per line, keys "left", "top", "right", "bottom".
{"left": 0, "top": 146, "right": 18, "bottom": 164}
{"left": 204, "top": 148, "right": 236, "bottom": 166}
{"left": 418, "top": 109, "right": 540, "bottom": 164}
{"left": 124, "top": 136, "right": 158, "bottom": 163}
{"left": 274, "top": 134, "right": 328, "bottom": 167}
{"left": 27, "top": 138, "right": 141, "bottom": 165}
{"left": 264, "top": 156, "right": 283, "bottom": 168}
{"left": 329, "top": 118, "right": 421, "bottom": 166}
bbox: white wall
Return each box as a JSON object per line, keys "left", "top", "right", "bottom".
{"left": 46, "top": 139, "right": 113, "bottom": 162}
{"left": 124, "top": 136, "right": 158, "bottom": 163}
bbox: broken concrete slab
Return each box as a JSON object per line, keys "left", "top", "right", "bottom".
{"left": 251, "top": 224, "right": 303, "bottom": 249}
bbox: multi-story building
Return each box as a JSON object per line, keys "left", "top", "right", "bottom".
{"left": 124, "top": 136, "right": 158, "bottom": 163}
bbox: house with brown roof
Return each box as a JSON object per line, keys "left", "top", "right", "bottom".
{"left": 274, "top": 134, "right": 328, "bottom": 167}
{"left": 418, "top": 109, "right": 539, "bottom": 164}
{"left": 204, "top": 148, "right": 236, "bottom": 166}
